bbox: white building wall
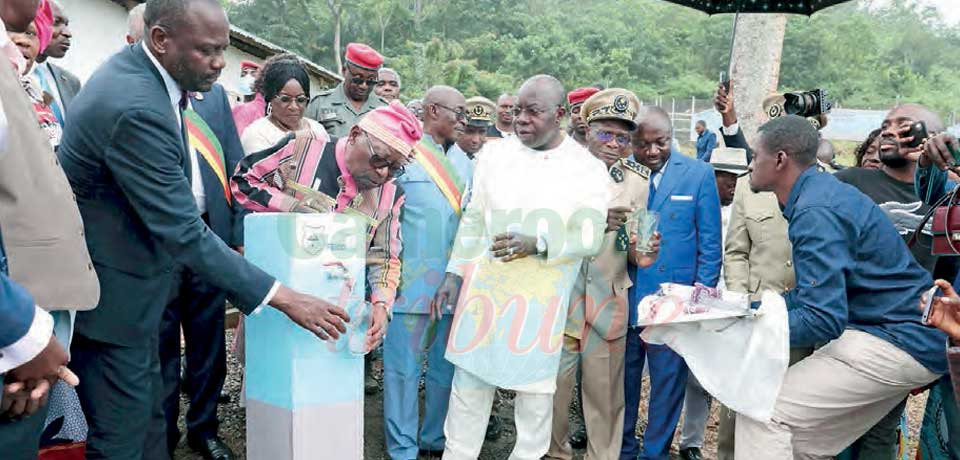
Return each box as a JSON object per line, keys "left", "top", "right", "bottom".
{"left": 52, "top": 0, "right": 323, "bottom": 98}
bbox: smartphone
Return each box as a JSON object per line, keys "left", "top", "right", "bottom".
{"left": 922, "top": 285, "right": 941, "bottom": 325}
{"left": 905, "top": 121, "right": 929, "bottom": 149}
{"left": 719, "top": 71, "right": 731, "bottom": 93}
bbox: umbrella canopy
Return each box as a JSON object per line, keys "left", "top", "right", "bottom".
{"left": 660, "top": 0, "right": 853, "bottom": 15}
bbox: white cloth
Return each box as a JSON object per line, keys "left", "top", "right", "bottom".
{"left": 721, "top": 122, "right": 740, "bottom": 136}
{"left": 0, "top": 305, "right": 53, "bottom": 374}
{"left": 735, "top": 329, "right": 939, "bottom": 460}
{"left": 443, "top": 367, "right": 554, "bottom": 460}
{"left": 642, "top": 291, "right": 789, "bottom": 422}
{"left": 444, "top": 134, "right": 610, "bottom": 392}
{"left": 239, "top": 116, "right": 328, "bottom": 155}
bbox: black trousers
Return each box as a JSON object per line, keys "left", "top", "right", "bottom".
{"left": 0, "top": 395, "right": 50, "bottom": 460}
{"left": 158, "top": 267, "right": 227, "bottom": 452}
{"left": 72, "top": 333, "right": 169, "bottom": 460}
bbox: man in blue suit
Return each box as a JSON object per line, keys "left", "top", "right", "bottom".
{"left": 157, "top": 84, "right": 246, "bottom": 460}
{"left": 694, "top": 120, "right": 717, "bottom": 163}
{"left": 620, "top": 107, "right": 722, "bottom": 460}
{"left": 58, "top": 1, "right": 352, "bottom": 459}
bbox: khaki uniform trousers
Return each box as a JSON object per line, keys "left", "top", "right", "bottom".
{"left": 735, "top": 330, "right": 939, "bottom": 460}
{"left": 545, "top": 329, "right": 626, "bottom": 460}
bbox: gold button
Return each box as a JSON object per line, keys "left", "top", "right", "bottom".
{"left": 587, "top": 276, "right": 593, "bottom": 283}
{"left": 786, "top": 261, "right": 793, "bottom": 267}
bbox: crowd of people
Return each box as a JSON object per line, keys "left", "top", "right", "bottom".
{"left": 3, "top": 1, "right": 960, "bottom": 460}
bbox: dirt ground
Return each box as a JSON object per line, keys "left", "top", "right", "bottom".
{"left": 173, "top": 331, "right": 929, "bottom": 460}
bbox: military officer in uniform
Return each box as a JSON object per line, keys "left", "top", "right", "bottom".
{"left": 306, "top": 43, "right": 387, "bottom": 137}
{"left": 546, "top": 88, "right": 661, "bottom": 460}
{"left": 452, "top": 96, "right": 495, "bottom": 161}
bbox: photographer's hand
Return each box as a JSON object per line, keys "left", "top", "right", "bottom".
{"left": 921, "top": 132, "right": 959, "bottom": 171}
{"left": 714, "top": 83, "right": 738, "bottom": 128}
{"left": 894, "top": 121, "right": 925, "bottom": 163}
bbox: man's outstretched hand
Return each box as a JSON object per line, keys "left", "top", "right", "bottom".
{"left": 270, "top": 285, "right": 351, "bottom": 340}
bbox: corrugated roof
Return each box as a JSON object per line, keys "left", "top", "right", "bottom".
{"left": 112, "top": 0, "right": 341, "bottom": 85}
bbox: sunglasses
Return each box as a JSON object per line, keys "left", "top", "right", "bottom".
{"left": 595, "top": 130, "right": 631, "bottom": 147}
{"left": 350, "top": 76, "right": 379, "bottom": 87}
{"left": 275, "top": 94, "right": 309, "bottom": 106}
{"left": 364, "top": 133, "right": 406, "bottom": 178}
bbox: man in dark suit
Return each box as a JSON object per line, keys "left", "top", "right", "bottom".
{"left": 58, "top": 1, "right": 352, "bottom": 459}
{"left": 157, "top": 84, "right": 245, "bottom": 460}
{"left": 620, "top": 106, "right": 722, "bottom": 460}
{"left": 32, "top": 0, "right": 80, "bottom": 127}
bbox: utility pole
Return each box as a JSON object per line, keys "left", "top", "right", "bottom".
{"left": 729, "top": 13, "right": 787, "bottom": 142}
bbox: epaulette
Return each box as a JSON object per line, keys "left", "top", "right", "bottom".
{"left": 620, "top": 158, "right": 650, "bottom": 179}
{"left": 314, "top": 88, "right": 334, "bottom": 98}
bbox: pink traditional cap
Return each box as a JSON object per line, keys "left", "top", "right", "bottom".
{"left": 357, "top": 101, "right": 423, "bottom": 160}
{"left": 344, "top": 43, "right": 384, "bottom": 71}
{"left": 34, "top": 0, "right": 54, "bottom": 56}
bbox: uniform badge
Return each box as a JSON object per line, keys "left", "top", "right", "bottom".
{"left": 613, "top": 95, "right": 628, "bottom": 113}
{"left": 620, "top": 158, "right": 651, "bottom": 179}
{"left": 615, "top": 226, "right": 629, "bottom": 252}
{"left": 610, "top": 166, "right": 624, "bottom": 183}
{"left": 320, "top": 110, "right": 339, "bottom": 121}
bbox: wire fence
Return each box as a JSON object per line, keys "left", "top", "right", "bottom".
{"left": 641, "top": 96, "right": 960, "bottom": 145}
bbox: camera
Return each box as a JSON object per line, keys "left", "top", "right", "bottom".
{"left": 764, "top": 89, "right": 832, "bottom": 119}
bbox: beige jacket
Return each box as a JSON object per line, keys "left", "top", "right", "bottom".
{"left": 566, "top": 158, "right": 650, "bottom": 341}
{"left": 724, "top": 175, "right": 795, "bottom": 299}
{"left": 0, "top": 64, "right": 99, "bottom": 310}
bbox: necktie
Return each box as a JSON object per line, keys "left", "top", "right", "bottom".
{"left": 648, "top": 172, "right": 658, "bottom": 208}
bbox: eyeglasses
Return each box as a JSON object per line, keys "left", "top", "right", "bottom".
{"left": 595, "top": 130, "right": 631, "bottom": 147}
{"left": 433, "top": 103, "right": 466, "bottom": 121}
{"left": 274, "top": 94, "right": 309, "bottom": 106}
{"left": 350, "top": 76, "right": 379, "bottom": 87}
{"left": 511, "top": 105, "right": 559, "bottom": 119}
{"left": 364, "top": 133, "right": 406, "bottom": 178}
{"left": 377, "top": 80, "right": 399, "bottom": 87}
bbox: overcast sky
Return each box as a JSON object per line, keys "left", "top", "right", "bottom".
{"left": 869, "top": 0, "right": 960, "bottom": 24}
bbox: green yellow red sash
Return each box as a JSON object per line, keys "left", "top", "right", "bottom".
{"left": 414, "top": 141, "right": 465, "bottom": 215}
{"left": 183, "top": 109, "right": 231, "bottom": 204}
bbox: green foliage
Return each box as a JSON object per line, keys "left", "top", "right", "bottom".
{"left": 225, "top": 0, "right": 960, "bottom": 117}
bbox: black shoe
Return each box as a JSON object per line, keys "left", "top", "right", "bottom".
{"left": 568, "top": 423, "right": 587, "bottom": 450}
{"left": 679, "top": 447, "right": 703, "bottom": 460}
{"left": 189, "top": 436, "right": 235, "bottom": 460}
{"left": 485, "top": 414, "right": 503, "bottom": 441}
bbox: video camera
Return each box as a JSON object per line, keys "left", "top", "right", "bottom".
{"left": 763, "top": 89, "right": 833, "bottom": 129}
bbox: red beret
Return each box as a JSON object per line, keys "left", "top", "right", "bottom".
{"left": 568, "top": 87, "right": 600, "bottom": 106}
{"left": 240, "top": 60, "right": 260, "bottom": 71}
{"left": 344, "top": 43, "right": 384, "bottom": 71}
